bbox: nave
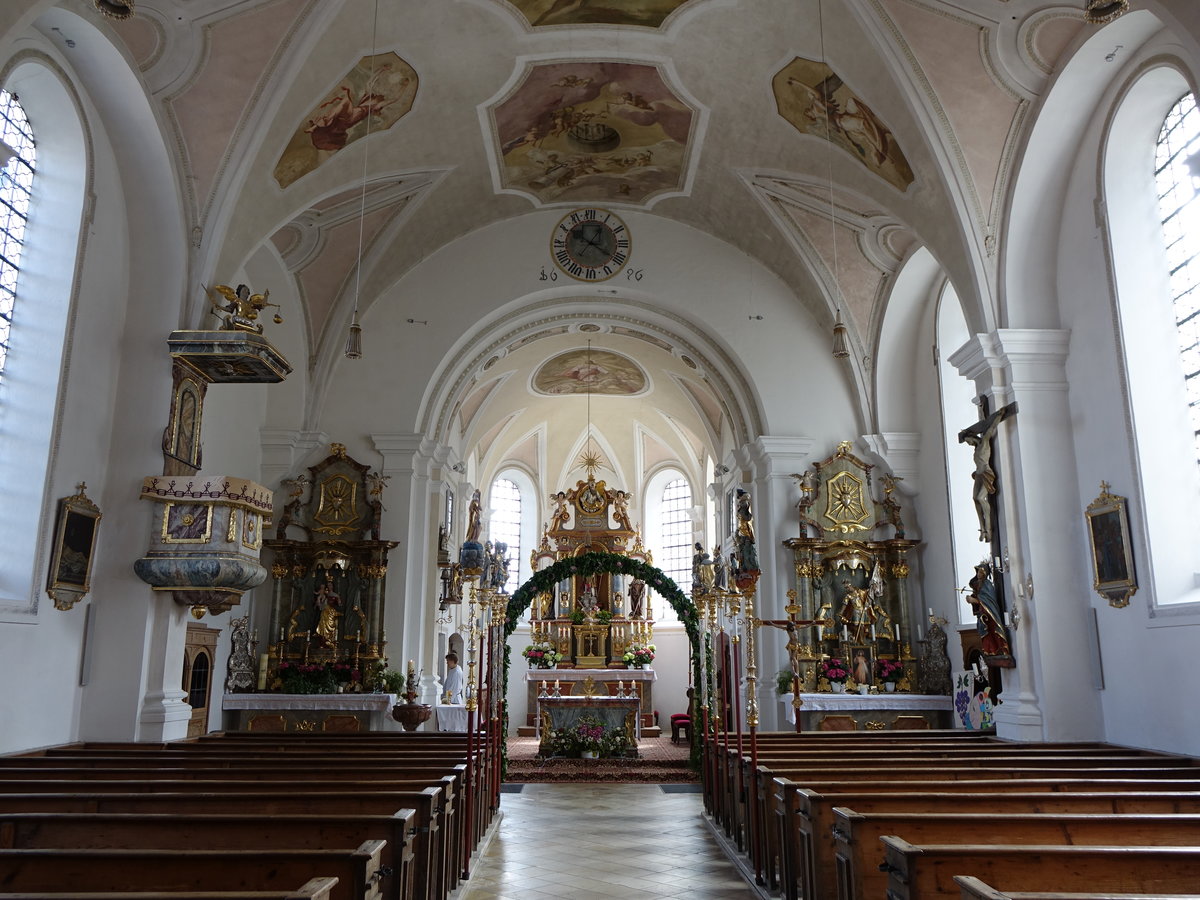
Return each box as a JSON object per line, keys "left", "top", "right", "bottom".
{"left": 463, "top": 783, "right": 757, "bottom": 900}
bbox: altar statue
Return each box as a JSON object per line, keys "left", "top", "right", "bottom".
{"left": 579, "top": 579, "right": 599, "bottom": 613}
{"left": 549, "top": 491, "right": 570, "bottom": 530}
{"left": 313, "top": 580, "right": 342, "bottom": 647}
{"left": 839, "top": 580, "right": 875, "bottom": 642}
{"left": 628, "top": 578, "right": 646, "bottom": 618}
{"left": 608, "top": 488, "right": 633, "bottom": 531}
{"left": 490, "top": 541, "right": 509, "bottom": 591}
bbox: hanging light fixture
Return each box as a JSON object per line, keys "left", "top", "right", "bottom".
{"left": 345, "top": 0, "right": 381, "bottom": 360}
{"left": 1084, "top": 0, "right": 1129, "bottom": 25}
{"left": 817, "top": 0, "right": 849, "bottom": 360}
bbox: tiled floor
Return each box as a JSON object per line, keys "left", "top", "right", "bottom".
{"left": 462, "top": 783, "right": 759, "bottom": 899}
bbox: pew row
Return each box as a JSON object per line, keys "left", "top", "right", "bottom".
{"left": 954, "top": 875, "right": 1200, "bottom": 900}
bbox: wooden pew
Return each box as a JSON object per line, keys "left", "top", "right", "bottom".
{"left": 777, "top": 782, "right": 1200, "bottom": 900}
{"left": 836, "top": 810, "right": 1200, "bottom": 900}
{"left": 954, "top": 874, "right": 1200, "bottom": 900}
{"left": 0, "top": 876, "right": 340, "bottom": 900}
{"left": 0, "top": 845, "right": 385, "bottom": 900}
{"left": 0, "top": 812, "right": 414, "bottom": 900}
{"left": 0, "top": 789, "right": 442, "bottom": 900}
{"left": 881, "top": 838, "right": 1200, "bottom": 899}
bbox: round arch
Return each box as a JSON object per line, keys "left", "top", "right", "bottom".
{"left": 501, "top": 551, "right": 702, "bottom": 758}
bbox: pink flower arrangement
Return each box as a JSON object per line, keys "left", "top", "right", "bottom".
{"left": 877, "top": 659, "right": 904, "bottom": 683}
{"left": 818, "top": 658, "right": 848, "bottom": 684}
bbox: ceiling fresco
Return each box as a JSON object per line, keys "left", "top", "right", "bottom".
{"left": 772, "top": 57, "right": 915, "bottom": 193}
{"left": 532, "top": 348, "right": 648, "bottom": 395}
{"left": 274, "top": 51, "right": 418, "bottom": 189}
{"left": 503, "top": 0, "right": 695, "bottom": 28}
{"left": 487, "top": 60, "right": 698, "bottom": 206}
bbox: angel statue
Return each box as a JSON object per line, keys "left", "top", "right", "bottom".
{"left": 207, "top": 283, "right": 283, "bottom": 334}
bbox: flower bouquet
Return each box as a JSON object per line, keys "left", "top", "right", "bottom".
{"left": 877, "top": 658, "right": 904, "bottom": 691}
{"left": 817, "top": 657, "right": 848, "bottom": 693}
{"left": 276, "top": 660, "right": 338, "bottom": 694}
{"left": 522, "top": 641, "right": 562, "bottom": 669}
{"left": 622, "top": 643, "right": 655, "bottom": 668}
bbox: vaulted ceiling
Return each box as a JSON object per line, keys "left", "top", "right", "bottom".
{"left": 61, "top": 0, "right": 1106, "bottom": 478}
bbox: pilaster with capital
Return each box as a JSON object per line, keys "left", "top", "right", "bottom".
{"left": 951, "top": 329, "right": 1100, "bottom": 741}
{"left": 371, "top": 434, "right": 447, "bottom": 690}
{"left": 739, "top": 435, "right": 815, "bottom": 730}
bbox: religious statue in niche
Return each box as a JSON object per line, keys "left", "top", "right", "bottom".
{"left": 628, "top": 577, "right": 646, "bottom": 619}
{"left": 839, "top": 580, "right": 875, "bottom": 643}
{"left": 313, "top": 579, "right": 342, "bottom": 648}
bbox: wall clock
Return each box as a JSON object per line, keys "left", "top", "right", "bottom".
{"left": 550, "top": 208, "right": 631, "bottom": 281}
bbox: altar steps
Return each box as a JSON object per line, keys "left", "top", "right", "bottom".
{"left": 506, "top": 755, "right": 697, "bottom": 784}
{"left": 515, "top": 724, "right": 661, "bottom": 738}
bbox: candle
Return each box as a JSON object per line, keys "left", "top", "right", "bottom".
{"left": 842, "top": 624, "right": 849, "bottom": 642}
{"left": 554, "top": 679, "right": 560, "bottom": 692}
{"left": 893, "top": 624, "right": 900, "bottom": 642}
{"left": 870, "top": 624, "right": 876, "bottom": 641}
{"left": 407, "top": 659, "right": 416, "bottom": 675}
{"left": 256, "top": 654, "right": 268, "bottom": 691}
{"left": 928, "top": 607, "right": 933, "bottom": 618}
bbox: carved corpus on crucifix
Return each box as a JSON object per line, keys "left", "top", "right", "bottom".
{"left": 957, "top": 398, "right": 1017, "bottom": 547}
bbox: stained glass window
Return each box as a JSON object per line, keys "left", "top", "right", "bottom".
{"left": 0, "top": 90, "right": 35, "bottom": 383}
{"left": 1155, "top": 92, "right": 1200, "bottom": 464}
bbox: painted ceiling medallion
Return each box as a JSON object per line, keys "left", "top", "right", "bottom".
{"left": 487, "top": 60, "right": 699, "bottom": 206}
{"left": 772, "top": 57, "right": 914, "bottom": 192}
{"left": 533, "top": 348, "right": 647, "bottom": 395}
{"left": 274, "top": 52, "right": 418, "bottom": 189}
{"left": 504, "top": 0, "right": 697, "bottom": 29}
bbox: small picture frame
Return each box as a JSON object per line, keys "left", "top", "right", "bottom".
{"left": 1085, "top": 481, "right": 1138, "bottom": 608}
{"left": 46, "top": 483, "right": 102, "bottom": 611}
{"left": 847, "top": 645, "right": 873, "bottom": 689}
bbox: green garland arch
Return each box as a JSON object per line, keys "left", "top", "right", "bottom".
{"left": 501, "top": 551, "right": 702, "bottom": 769}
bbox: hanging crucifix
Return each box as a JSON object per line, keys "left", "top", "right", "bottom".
{"left": 958, "top": 396, "right": 1018, "bottom": 668}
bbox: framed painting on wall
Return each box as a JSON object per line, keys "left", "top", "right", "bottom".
{"left": 46, "top": 483, "right": 102, "bottom": 611}
{"left": 1084, "top": 481, "right": 1138, "bottom": 608}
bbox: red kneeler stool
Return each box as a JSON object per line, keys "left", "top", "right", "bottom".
{"left": 670, "top": 712, "right": 692, "bottom": 743}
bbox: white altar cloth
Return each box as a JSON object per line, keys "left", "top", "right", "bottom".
{"left": 780, "top": 692, "right": 952, "bottom": 724}
{"left": 435, "top": 703, "right": 469, "bottom": 732}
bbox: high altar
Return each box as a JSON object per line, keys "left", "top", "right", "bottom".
{"left": 517, "top": 474, "right": 660, "bottom": 736}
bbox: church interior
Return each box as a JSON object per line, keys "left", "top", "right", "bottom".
{"left": 3, "top": 0, "right": 1200, "bottom": 896}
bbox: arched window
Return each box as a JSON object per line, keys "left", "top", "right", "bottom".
{"left": 489, "top": 476, "right": 522, "bottom": 594}
{"left": 657, "top": 477, "right": 693, "bottom": 600}
{"left": 1155, "top": 92, "right": 1200, "bottom": 466}
{"left": 0, "top": 90, "right": 35, "bottom": 384}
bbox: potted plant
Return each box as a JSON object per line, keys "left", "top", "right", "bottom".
{"left": 817, "top": 657, "right": 849, "bottom": 693}
{"left": 622, "top": 643, "right": 655, "bottom": 669}
{"left": 573, "top": 715, "right": 606, "bottom": 759}
{"left": 877, "top": 658, "right": 904, "bottom": 692}
{"left": 775, "top": 667, "right": 798, "bottom": 696}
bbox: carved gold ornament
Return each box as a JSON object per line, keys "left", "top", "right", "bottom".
{"left": 313, "top": 473, "right": 359, "bottom": 535}
{"left": 823, "top": 470, "right": 870, "bottom": 532}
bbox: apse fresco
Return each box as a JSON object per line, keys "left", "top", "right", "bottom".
{"left": 533, "top": 348, "right": 647, "bottom": 395}
{"left": 488, "top": 61, "right": 696, "bottom": 205}
{"left": 274, "top": 52, "right": 418, "bottom": 189}
{"left": 772, "top": 57, "right": 914, "bottom": 192}
{"left": 507, "top": 0, "right": 693, "bottom": 28}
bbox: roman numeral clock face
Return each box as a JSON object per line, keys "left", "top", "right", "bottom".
{"left": 551, "top": 208, "right": 631, "bottom": 281}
